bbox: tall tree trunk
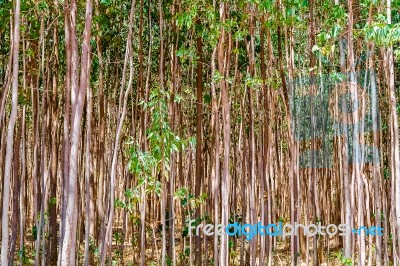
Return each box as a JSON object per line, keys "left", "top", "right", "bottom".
{"left": 84, "top": 80, "right": 94, "bottom": 266}
{"left": 218, "top": 3, "right": 231, "bottom": 265}
{"left": 99, "top": 0, "right": 135, "bottom": 264}
{"left": 0, "top": 0, "right": 20, "bottom": 262}
{"left": 48, "top": 7, "right": 60, "bottom": 263}
{"left": 9, "top": 110, "right": 22, "bottom": 265}
{"left": 386, "top": 0, "right": 400, "bottom": 258}
{"left": 194, "top": 26, "right": 203, "bottom": 266}
{"left": 61, "top": 0, "right": 93, "bottom": 262}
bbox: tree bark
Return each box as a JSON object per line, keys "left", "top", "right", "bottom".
{"left": 0, "top": 0, "right": 20, "bottom": 262}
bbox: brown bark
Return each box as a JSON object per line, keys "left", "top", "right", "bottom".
{"left": 194, "top": 22, "right": 203, "bottom": 266}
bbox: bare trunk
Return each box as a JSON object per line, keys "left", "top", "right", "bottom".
{"left": 0, "top": 0, "right": 20, "bottom": 262}
{"left": 61, "top": 0, "right": 93, "bottom": 263}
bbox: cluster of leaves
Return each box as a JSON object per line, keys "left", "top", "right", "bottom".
{"left": 122, "top": 88, "right": 188, "bottom": 217}
{"left": 364, "top": 15, "right": 400, "bottom": 46}
{"left": 18, "top": 246, "right": 35, "bottom": 264}
{"left": 175, "top": 186, "right": 207, "bottom": 211}
{"left": 336, "top": 250, "right": 354, "bottom": 266}
{"left": 176, "top": 187, "right": 208, "bottom": 240}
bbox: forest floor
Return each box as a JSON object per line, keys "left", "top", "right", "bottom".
{"left": 14, "top": 245, "right": 352, "bottom": 265}
{"left": 16, "top": 231, "right": 350, "bottom": 265}
{"left": 96, "top": 240, "right": 346, "bottom": 265}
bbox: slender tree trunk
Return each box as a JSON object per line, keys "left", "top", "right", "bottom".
{"left": 218, "top": 3, "right": 231, "bottom": 265}
{"left": 84, "top": 80, "right": 94, "bottom": 266}
{"left": 61, "top": 0, "right": 93, "bottom": 262}
{"left": 100, "top": 0, "right": 134, "bottom": 264}
{"left": 0, "top": 0, "right": 20, "bottom": 262}
{"left": 210, "top": 43, "right": 220, "bottom": 266}
{"left": 194, "top": 26, "right": 203, "bottom": 266}
{"left": 9, "top": 110, "right": 22, "bottom": 266}
{"left": 386, "top": 1, "right": 400, "bottom": 258}
{"left": 49, "top": 8, "right": 60, "bottom": 263}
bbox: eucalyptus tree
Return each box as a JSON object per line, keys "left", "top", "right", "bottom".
{"left": 0, "top": 0, "right": 20, "bottom": 263}
{"left": 0, "top": 0, "right": 399, "bottom": 265}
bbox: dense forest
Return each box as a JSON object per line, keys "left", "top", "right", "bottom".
{"left": 0, "top": 0, "right": 400, "bottom": 264}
